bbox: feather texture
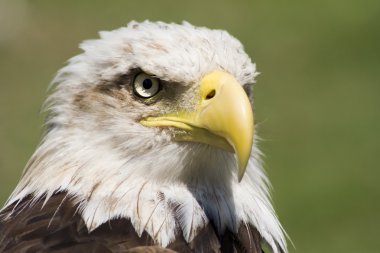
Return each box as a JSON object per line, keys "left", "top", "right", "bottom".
{"left": 0, "top": 192, "right": 264, "bottom": 253}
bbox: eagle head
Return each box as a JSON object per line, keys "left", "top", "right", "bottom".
{"left": 5, "top": 21, "right": 286, "bottom": 253}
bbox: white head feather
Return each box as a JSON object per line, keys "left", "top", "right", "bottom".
{"left": 5, "top": 21, "right": 287, "bottom": 252}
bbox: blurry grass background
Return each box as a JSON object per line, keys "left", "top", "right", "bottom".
{"left": 0, "top": 0, "right": 379, "bottom": 252}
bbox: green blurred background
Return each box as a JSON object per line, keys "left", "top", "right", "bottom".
{"left": 0, "top": 0, "right": 379, "bottom": 252}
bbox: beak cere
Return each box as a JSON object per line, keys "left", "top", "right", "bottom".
{"left": 141, "top": 71, "right": 254, "bottom": 181}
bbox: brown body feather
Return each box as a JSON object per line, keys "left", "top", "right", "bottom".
{"left": 0, "top": 192, "right": 263, "bottom": 253}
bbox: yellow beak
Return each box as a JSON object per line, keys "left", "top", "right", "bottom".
{"left": 140, "top": 71, "right": 254, "bottom": 181}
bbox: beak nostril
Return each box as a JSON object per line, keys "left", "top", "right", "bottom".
{"left": 205, "top": 89, "right": 216, "bottom": 100}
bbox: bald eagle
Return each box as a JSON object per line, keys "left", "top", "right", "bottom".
{"left": 0, "top": 21, "right": 287, "bottom": 253}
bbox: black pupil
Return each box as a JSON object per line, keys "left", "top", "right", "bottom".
{"left": 143, "top": 79, "right": 153, "bottom": 89}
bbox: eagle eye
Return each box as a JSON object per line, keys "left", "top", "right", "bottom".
{"left": 133, "top": 73, "right": 161, "bottom": 98}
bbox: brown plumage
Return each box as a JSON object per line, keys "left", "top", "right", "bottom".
{"left": 0, "top": 192, "right": 263, "bottom": 253}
